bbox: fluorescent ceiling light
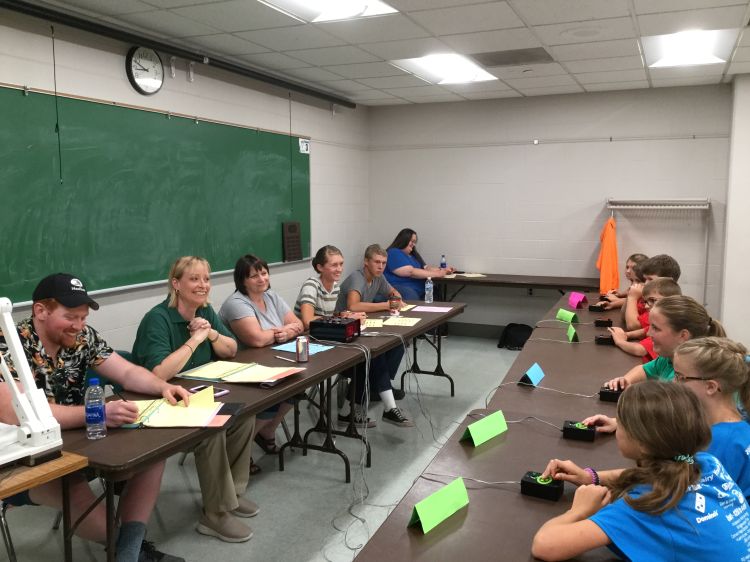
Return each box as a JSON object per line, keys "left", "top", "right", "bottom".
{"left": 258, "top": 0, "right": 397, "bottom": 23}
{"left": 391, "top": 54, "right": 497, "bottom": 84}
{"left": 642, "top": 28, "right": 739, "bottom": 68}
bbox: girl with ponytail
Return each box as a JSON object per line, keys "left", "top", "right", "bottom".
{"left": 604, "top": 295, "right": 725, "bottom": 390}
{"left": 532, "top": 381, "right": 750, "bottom": 561}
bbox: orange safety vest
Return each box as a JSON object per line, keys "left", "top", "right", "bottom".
{"left": 596, "top": 216, "right": 619, "bottom": 294}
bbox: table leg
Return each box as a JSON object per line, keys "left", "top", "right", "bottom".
{"left": 105, "top": 480, "right": 115, "bottom": 562}
{"left": 401, "top": 331, "right": 455, "bottom": 397}
{"left": 62, "top": 475, "right": 72, "bottom": 562}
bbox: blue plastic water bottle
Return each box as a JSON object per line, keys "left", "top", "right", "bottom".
{"left": 425, "top": 277, "right": 434, "bottom": 304}
{"left": 85, "top": 378, "right": 107, "bottom": 440}
{"left": 440, "top": 254, "right": 447, "bottom": 269}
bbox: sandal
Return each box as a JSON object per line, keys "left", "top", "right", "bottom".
{"left": 254, "top": 433, "right": 280, "bottom": 455}
{"left": 249, "top": 458, "right": 262, "bottom": 475}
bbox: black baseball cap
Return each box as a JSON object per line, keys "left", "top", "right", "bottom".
{"left": 32, "top": 273, "right": 100, "bottom": 310}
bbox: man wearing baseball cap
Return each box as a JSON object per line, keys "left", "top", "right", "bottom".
{"left": 0, "top": 273, "right": 190, "bottom": 562}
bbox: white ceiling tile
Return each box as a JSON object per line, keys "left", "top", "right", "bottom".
{"left": 388, "top": 0, "right": 489, "bottom": 11}
{"left": 583, "top": 80, "right": 649, "bottom": 92}
{"left": 316, "top": 14, "right": 430, "bottom": 43}
{"left": 488, "top": 62, "right": 568, "bottom": 79}
{"left": 638, "top": 6, "right": 748, "bottom": 36}
{"left": 184, "top": 34, "right": 268, "bottom": 55}
{"left": 564, "top": 55, "right": 644, "bottom": 73}
{"left": 511, "top": 0, "right": 630, "bottom": 26}
{"left": 284, "top": 67, "right": 349, "bottom": 82}
{"left": 236, "top": 52, "right": 310, "bottom": 70}
{"left": 172, "top": 0, "right": 300, "bottom": 33}
{"left": 733, "top": 46, "right": 750, "bottom": 61}
{"left": 360, "top": 98, "right": 413, "bottom": 105}
{"left": 322, "top": 62, "right": 407, "bottom": 79}
{"left": 141, "top": 0, "right": 210, "bottom": 7}
{"left": 461, "top": 89, "right": 523, "bottom": 99}
{"left": 575, "top": 68, "right": 647, "bottom": 84}
{"left": 286, "top": 46, "right": 380, "bottom": 66}
{"left": 503, "top": 73, "right": 577, "bottom": 88}
{"left": 441, "top": 28, "right": 542, "bottom": 54}
{"left": 633, "top": 0, "right": 746, "bottom": 15}
{"left": 399, "top": 93, "right": 467, "bottom": 103}
{"left": 550, "top": 39, "right": 640, "bottom": 61}
{"left": 648, "top": 64, "right": 726, "bottom": 79}
{"left": 382, "top": 85, "right": 451, "bottom": 96}
{"left": 320, "top": 80, "right": 374, "bottom": 93}
{"left": 652, "top": 76, "right": 724, "bottom": 87}
{"left": 118, "top": 9, "right": 219, "bottom": 37}
{"left": 235, "top": 26, "right": 345, "bottom": 51}
{"left": 533, "top": 17, "right": 636, "bottom": 46}
{"left": 360, "top": 38, "right": 454, "bottom": 60}
{"left": 741, "top": 28, "right": 750, "bottom": 46}
{"left": 358, "top": 75, "right": 431, "bottom": 88}
{"left": 518, "top": 84, "right": 584, "bottom": 95}
{"left": 442, "top": 79, "right": 513, "bottom": 92}
{"left": 54, "top": 0, "right": 154, "bottom": 14}
{"left": 408, "top": 3, "right": 524, "bottom": 35}
{"left": 728, "top": 61, "right": 750, "bottom": 73}
{"left": 350, "top": 90, "right": 403, "bottom": 100}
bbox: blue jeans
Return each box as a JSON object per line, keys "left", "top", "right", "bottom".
{"left": 353, "top": 345, "right": 405, "bottom": 404}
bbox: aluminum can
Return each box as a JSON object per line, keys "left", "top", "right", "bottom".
{"left": 295, "top": 335, "right": 309, "bottom": 362}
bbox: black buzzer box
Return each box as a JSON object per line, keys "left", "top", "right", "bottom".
{"left": 520, "top": 471, "right": 564, "bottom": 501}
{"left": 309, "top": 316, "right": 360, "bottom": 343}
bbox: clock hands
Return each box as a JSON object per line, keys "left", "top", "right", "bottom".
{"left": 133, "top": 61, "right": 148, "bottom": 72}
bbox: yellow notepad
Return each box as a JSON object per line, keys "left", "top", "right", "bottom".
{"left": 364, "top": 319, "right": 384, "bottom": 328}
{"left": 383, "top": 317, "right": 421, "bottom": 327}
{"left": 180, "top": 360, "right": 253, "bottom": 381}
{"left": 400, "top": 304, "right": 416, "bottom": 311}
{"left": 130, "top": 386, "right": 221, "bottom": 428}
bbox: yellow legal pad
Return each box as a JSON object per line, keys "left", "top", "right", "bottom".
{"left": 179, "top": 361, "right": 304, "bottom": 383}
{"left": 129, "top": 386, "right": 221, "bottom": 428}
{"left": 383, "top": 317, "right": 421, "bottom": 327}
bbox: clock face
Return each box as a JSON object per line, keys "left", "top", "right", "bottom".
{"left": 126, "top": 47, "right": 164, "bottom": 95}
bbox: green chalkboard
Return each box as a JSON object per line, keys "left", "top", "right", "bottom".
{"left": 0, "top": 86, "right": 310, "bottom": 303}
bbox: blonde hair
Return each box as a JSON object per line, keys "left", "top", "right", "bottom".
{"left": 167, "top": 256, "right": 211, "bottom": 308}
{"left": 652, "top": 295, "right": 726, "bottom": 338}
{"left": 675, "top": 337, "right": 750, "bottom": 414}
{"left": 364, "top": 244, "right": 386, "bottom": 259}
{"left": 611, "top": 381, "right": 711, "bottom": 515}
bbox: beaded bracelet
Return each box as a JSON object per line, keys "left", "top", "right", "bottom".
{"left": 584, "top": 467, "right": 600, "bottom": 485}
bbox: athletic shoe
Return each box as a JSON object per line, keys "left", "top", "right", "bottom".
{"left": 196, "top": 512, "right": 253, "bottom": 543}
{"left": 233, "top": 496, "right": 260, "bottom": 518}
{"left": 138, "top": 540, "right": 184, "bottom": 562}
{"left": 337, "top": 403, "right": 377, "bottom": 428}
{"left": 370, "top": 388, "right": 406, "bottom": 401}
{"left": 382, "top": 407, "right": 415, "bottom": 427}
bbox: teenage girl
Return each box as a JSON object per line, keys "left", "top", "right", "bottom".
{"left": 532, "top": 381, "right": 750, "bottom": 561}
{"left": 604, "top": 295, "right": 725, "bottom": 390}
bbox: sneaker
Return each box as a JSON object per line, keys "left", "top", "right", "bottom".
{"left": 337, "top": 403, "right": 377, "bottom": 428}
{"left": 233, "top": 496, "right": 260, "bottom": 518}
{"left": 196, "top": 511, "right": 253, "bottom": 543}
{"left": 370, "top": 388, "right": 406, "bottom": 401}
{"left": 138, "top": 540, "right": 185, "bottom": 562}
{"left": 382, "top": 407, "right": 415, "bottom": 427}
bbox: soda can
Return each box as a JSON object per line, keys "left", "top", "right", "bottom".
{"left": 295, "top": 335, "right": 309, "bottom": 362}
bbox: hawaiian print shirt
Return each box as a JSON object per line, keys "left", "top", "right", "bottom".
{"left": 0, "top": 318, "right": 112, "bottom": 406}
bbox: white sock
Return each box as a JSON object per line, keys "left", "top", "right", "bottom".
{"left": 380, "top": 390, "right": 397, "bottom": 410}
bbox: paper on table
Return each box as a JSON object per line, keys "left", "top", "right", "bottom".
{"left": 272, "top": 342, "right": 333, "bottom": 355}
{"left": 130, "top": 386, "right": 221, "bottom": 428}
{"left": 364, "top": 319, "right": 383, "bottom": 328}
{"left": 222, "top": 364, "right": 304, "bottom": 383}
{"left": 180, "top": 360, "right": 254, "bottom": 381}
{"left": 459, "top": 273, "right": 486, "bottom": 278}
{"left": 383, "top": 317, "right": 421, "bottom": 327}
{"left": 400, "top": 304, "right": 416, "bottom": 311}
{"left": 412, "top": 306, "right": 452, "bottom": 313}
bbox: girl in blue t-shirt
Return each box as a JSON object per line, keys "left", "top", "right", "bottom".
{"left": 673, "top": 336, "right": 750, "bottom": 499}
{"left": 604, "top": 295, "right": 725, "bottom": 390}
{"left": 532, "top": 381, "right": 750, "bottom": 561}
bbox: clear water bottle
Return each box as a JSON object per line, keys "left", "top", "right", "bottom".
{"left": 425, "top": 277, "right": 434, "bottom": 304}
{"left": 440, "top": 254, "right": 447, "bottom": 269}
{"left": 85, "top": 377, "right": 107, "bottom": 440}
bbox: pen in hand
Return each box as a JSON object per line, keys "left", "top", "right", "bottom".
{"left": 113, "top": 389, "right": 129, "bottom": 402}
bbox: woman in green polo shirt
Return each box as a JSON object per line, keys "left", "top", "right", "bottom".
{"left": 132, "top": 256, "right": 258, "bottom": 544}
{"left": 603, "top": 295, "right": 726, "bottom": 391}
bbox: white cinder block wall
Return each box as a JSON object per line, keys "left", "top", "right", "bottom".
{"left": 368, "top": 87, "right": 731, "bottom": 327}
{"left": 1, "top": 11, "right": 372, "bottom": 350}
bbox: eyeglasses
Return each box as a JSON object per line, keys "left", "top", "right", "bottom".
{"left": 674, "top": 374, "right": 710, "bottom": 383}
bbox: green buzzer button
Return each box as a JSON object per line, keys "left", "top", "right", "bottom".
{"left": 574, "top": 422, "right": 588, "bottom": 429}
{"left": 536, "top": 475, "right": 553, "bottom": 485}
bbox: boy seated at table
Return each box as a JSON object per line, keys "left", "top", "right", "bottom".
{"left": 0, "top": 274, "right": 189, "bottom": 562}
{"left": 335, "top": 244, "right": 414, "bottom": 428}
{"left": 608, "top": 277, "right": 681, "bottom": 362}
{"left": 622, "top": 254, "right": 681, "bottom": 332}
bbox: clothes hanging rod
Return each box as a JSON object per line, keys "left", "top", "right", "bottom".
{"left": 606, "top": 198, "right": 711, "bottom": 211}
